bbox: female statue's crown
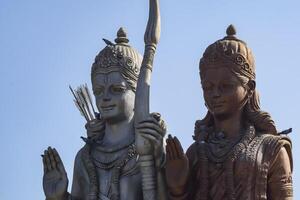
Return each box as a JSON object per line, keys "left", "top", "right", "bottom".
{"left": 200, "top": 25, "right": 256, "bottom": 80}
{"left": 91, "top": 27, "right": 142, "bottom": 83}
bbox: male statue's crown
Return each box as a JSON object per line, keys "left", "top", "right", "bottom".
{"left": 91, "top": 27, "right": 142, "bottom": 83}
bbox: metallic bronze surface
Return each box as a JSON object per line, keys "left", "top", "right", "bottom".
{"left": 166, "top": 25, "right": 293, "bottom": 200}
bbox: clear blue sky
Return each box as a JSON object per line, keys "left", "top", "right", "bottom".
{"left": 1, "top": 0, "right": 299, "bottom": 199}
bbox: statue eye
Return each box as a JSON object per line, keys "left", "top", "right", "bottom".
{"left": 202, "top": 84, "right": 213, "bottom": 92}
{"left": 93, "top": 87, "right": 104, "bottom": 96}
{"left": 111, "top": 85, "right": 126, "bottom": 93}
{"left": 222, "top": 83, "right": 234, "bottom": 88}
{"left": 220, "top": 83, "right": 235, "bottom": 92}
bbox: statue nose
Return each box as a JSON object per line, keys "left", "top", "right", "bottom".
{"left": 102, "top": 96, "right": 111, "bottom": 102}
{"left": 212, "top": 88, "right": 221, "bottom": 98}
{"left": 102, "top": 89, "right": 111, "bottom": 101}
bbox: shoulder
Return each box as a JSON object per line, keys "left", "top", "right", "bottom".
{"left": 256, "top": 133, "right": 293, "bottom": 170}
{"left": 185, "top": 142, "right": 200, "bottom": 167}
{"left": 74, "top": 145, "right": 91, "bottom": 166}
{"left": 72, "top": 145, "right": 98, "bottom": 182}
{"left": 259, "top": 134, "right": 292, "bottom": 152}
{"left": 186, "top": 142, "right": 198, "bottom": 158}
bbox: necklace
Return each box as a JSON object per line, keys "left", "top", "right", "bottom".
{"left": 92, "top": 144, "right": 136, "bottom": 170}
{"left": 205, "top": 126, "right": 255, "bottom": 163}
{"left": 195, "top": 125, "right": 256, "bottom": 200}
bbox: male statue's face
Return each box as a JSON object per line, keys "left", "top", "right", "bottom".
{"left": 92, "top": 71, "right": 135, "bottom": 124}
{"left": 201, "top": 67, "right": 247, "bottom": 120}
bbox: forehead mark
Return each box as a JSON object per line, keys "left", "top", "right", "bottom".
{"left": 104, "top": 75, "right": 108, "bottom": 84}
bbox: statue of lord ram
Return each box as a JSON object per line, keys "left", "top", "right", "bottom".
{"left": 42, "top": 0, "right": 167, "bottom": 200}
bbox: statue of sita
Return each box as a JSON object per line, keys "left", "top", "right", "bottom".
{"left": 165, "top": 25, "right": 293, "bottom": 200}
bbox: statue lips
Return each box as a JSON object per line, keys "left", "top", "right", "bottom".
{"left": 211, "top": 101, "right": 226, "bottom": 109}
{"left": 100, "top": 104, "right": 116, "bottom": 112}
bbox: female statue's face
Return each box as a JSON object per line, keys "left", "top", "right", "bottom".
{"left": 92, "top": 71, "right": 135, "bottom": 123}
{"left": 201, "top": 67, "right": 248, "bottom": 119}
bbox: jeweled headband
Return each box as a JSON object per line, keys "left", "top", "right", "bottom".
{"left": 199, "top": 25, "right": 256, "bottom": 80}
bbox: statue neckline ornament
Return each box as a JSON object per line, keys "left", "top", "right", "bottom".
{"left": 92, "top": 144, "right": 137, "bottom": 170}
{"left": 205, "top": 125, "right": 255, "bottom": 163}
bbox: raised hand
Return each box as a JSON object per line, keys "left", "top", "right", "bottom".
{"left": 85, "top": 118, "right": 105, "bottom": 140}
{"left": 42, "top": 147, "right": 68, "bottom": 200}
{"left": 136, "top": 112, "right": 166, "bottom": 167}
{"left": 166, "top": 135, "right": 189, "bottom": 195}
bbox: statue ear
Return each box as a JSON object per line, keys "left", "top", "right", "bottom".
{"left": 247, "top": 80, "right": 256, "bottom": 97}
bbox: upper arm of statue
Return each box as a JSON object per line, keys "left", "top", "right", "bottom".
{"left": 70, "top": 149, "right": 87, "bottom": 200}
{"left": 267, "top": 147, "right": 293, "bottom": 200}
{"left": 186, "top": 143, "right": 197, "bottom": 166}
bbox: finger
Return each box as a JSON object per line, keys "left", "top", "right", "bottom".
{"left": 87, "top": 131, "right": 100, "bottom": 138}
{"left": 53, "top": 148, "right": 66, "bottom": 174}
{"left": 87, "top": 125, "right": 105, "bottom": 133}
{"left": 150, "top": 113, "right": 167, "bottom": 132}
{"left": 42, "top": 154, "right": 47, "bottom": 173}
{"left": 140, "top": 133, "right": 158, "bottom": 144}
{"left": 137, "top": 125, "right": 165, "bottom": 138}
{"left": 136, "top": 122, "right": 164, "bottom": 135}
{"left": 136, "top": 121, "right": 161, "bottom": 130}
{"left": 166, "top": 139, "right": 176, "bottom": 161}
{"left": 166, "top": 137, "right": 175, "bottom": 160}
{"left": 138, "top": 129, "right": 162, "bottom": 140}
{"left": 168, "top": 135, "right": 179, "bottom": 159}
{"left": 90, "top": 123, "right": 105, "bottom": 130}
{"left": 138, "top": 118, "right": 160, "bottom": 127}
{"left": 150, "top": 112, "right": 161, "bottom": 121}
{"left": 89, "top": 118, "right": 102, "bottom": 125}
{"left": 44, "top": 150, "right": 52, "bottom": 171}
{"left": 138, "top": 116, "right": 166, "bottom": 133}
{"left": 86, "top": 119, "right": 105, "bottom": 130}
{"left": 166, "top": 143, "right": 171, "bottom": 161}
{"left": 174, "top": 137, "right": 184, "bottom": 158}
{"left": 52, "top": 148, "right": 62, "bottom": 163}
{"left": 171, "top": 138, "right": 180, "bottom": 158}
{"left": 47, "top": 147, "right": 56, "bottom": 170}
{"left": 159, "top": 119, "right": 167, "bottom": 136}
{"left": 139, "top": 113, "right": 161, "bottom": 123}
{"left": 48, "top": 147, "right": 57, "bottom": 170}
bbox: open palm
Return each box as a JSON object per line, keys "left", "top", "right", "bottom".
{"left": 42, "top": 147, "right": 68, "bottom": 199}
{"left": 166, "top": 135, "right": 189, "bottom": 191}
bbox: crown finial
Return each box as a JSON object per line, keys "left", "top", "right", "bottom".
{"left": 226, "top": 24, "right": 236, "bottom": 36}
{"left": 115, "top": 27, "right": 129, "bottom": 44}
